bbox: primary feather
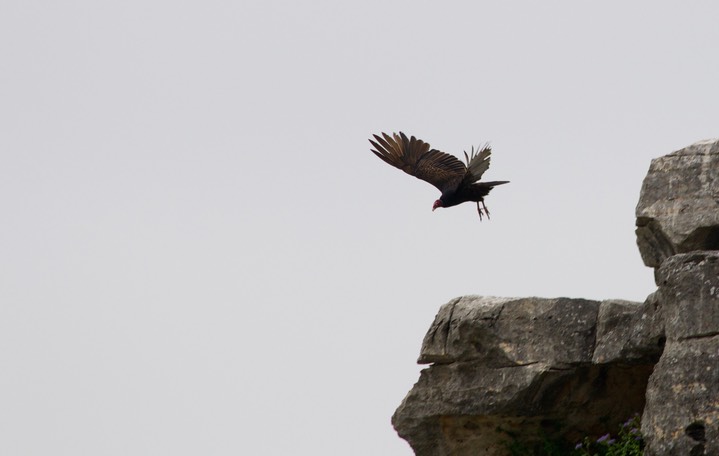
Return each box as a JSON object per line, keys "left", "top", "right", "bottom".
{"left": 369, "top": 132, "right": 466, "bottom": 195}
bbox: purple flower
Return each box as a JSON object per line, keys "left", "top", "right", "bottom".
{"left": 607, "top": 439, "right": 616, "bottom": 445}
{"left": 574, "top": 442, "right": 583, "bottom": 449}
{"left": 596, "top": 433, "right": 611, "bottom": 443}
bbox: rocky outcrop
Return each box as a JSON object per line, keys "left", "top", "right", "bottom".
{"left": 642, "top": 252, "right": 719, "bottom": 456}
{"left": 392, "top": 296, "right": 660, "bottom": 455}
{"left": 393, "top": 138, "right": 719, "bottom": 455}
{"left": 635, "top": 138, "right": 719, "bottom": 269}
{"left": 639, "top": 140, "right": 719, "bottom": 456}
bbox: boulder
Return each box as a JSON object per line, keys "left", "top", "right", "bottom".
{"left": 417, "top": 296, "right": 598, "bottom": 366}
{"left": 592, "top": 293, "right": 665, "bottom": 364}
{"left": 655, "top": 252, "right": 719, "bottom": 340}
{"left": 635, "top": 138, "right": 719, "bottom": 269}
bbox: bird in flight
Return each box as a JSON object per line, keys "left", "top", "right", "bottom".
{"left": 369, "top": 132, "right": 509, "bottom": 220}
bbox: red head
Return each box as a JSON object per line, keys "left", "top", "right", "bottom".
{"left": 432, "top": 199, "right": 443, "bottom": 211}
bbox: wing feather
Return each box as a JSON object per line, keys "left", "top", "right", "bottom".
{"left": 462, "top": 144, "right": 492, "bottom": 185}
{"left": 370, "top": 132, "right": 466, "bottom": 194}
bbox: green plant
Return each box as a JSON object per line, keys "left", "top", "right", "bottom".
{"left": 573, "top": 415, "right": 644, "bottom": 456}
{"left": 504, "top": 415, "right": 644, "bottom": 456}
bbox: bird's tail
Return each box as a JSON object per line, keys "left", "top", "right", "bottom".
{"left": 480, "top": 180, "right": 510, "bottom": 187}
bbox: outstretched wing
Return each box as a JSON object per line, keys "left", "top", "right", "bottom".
{"left": 369, "top": 132, "right": 466, "bottom": 194}
{"left": 462, "top": 144, "right": 492, "bottom": 186}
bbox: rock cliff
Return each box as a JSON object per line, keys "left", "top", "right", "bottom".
{"left": 393, "top": 138, "right": 719, "bottom": 455}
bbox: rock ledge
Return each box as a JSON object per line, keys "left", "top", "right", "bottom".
{"left": 393, "top": 138, "right": 719, "bottom": 456}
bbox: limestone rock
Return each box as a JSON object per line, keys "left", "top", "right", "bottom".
{"left": 592, "top": 293, "right": 664, "bottom": 364}
{"left": 392, "top": 296, "right": 658, "bottom": 456}
{"left": 418, "top": 296, "right": 599, "bottom": 367}
{"left": 642, "top": 251, "right": 719, "bottom": 455}
{"left": 635, "top": 138, "right": 719, "bottom": 269}
{"left": 642, "top": 338, "right": 719, "bottom": 456}
{"left": 655, "top": 251, "right": 719, "bottom": 340}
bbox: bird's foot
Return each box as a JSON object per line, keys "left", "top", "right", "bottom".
{"left": 476, "top": 201, "right": 485, "bottom": 221}
{"left": 481, "top": 200, "right": 491, "bottom": 220}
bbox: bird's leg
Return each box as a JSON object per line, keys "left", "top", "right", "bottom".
{"left": 476, "top": 201, "right": 484, "bottom": 221}
{"left": 481, "top": 200, "right": 491, "bottom": 220}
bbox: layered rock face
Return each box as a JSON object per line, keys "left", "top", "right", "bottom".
{"left": 393, "top": 296, "right": 660, "bottom": 455}
{"left": 393, "top": 139, "right": 719, "bottom": 456}
{"left": 642, "top": 252, "right": 719, "bottom": 455}
{"left": 635, "top": 139, "right": 719, "bottom": 456}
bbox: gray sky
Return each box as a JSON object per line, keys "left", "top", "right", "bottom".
{"left": 1, "top": 1, "right": 718, "bottom": 455}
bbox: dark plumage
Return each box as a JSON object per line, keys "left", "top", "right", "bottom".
{"left": 369, "top": 132, "right": 509, "bottom": 220}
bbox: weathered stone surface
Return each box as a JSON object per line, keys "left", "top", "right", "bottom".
{"left": 393, "top": 296, "right": 657, "bottom": 456}
{"left": 593, "top": 294, "right": 664, "bottom": 364}
{"left": 393, "top": 362, "right": 653, "bottom": 456}
{"left": 642, "top": 338, "right": 719, "bottom": 456}
{"left": 640, "top": 251, "right": 719, "bottom": 455}
{"left": 655, "top": 251, "right": 719, "bottom": 340}
{"left": 418, "top": 296, "right": 599, "bottom": 366}
{"left": 635, "top": 138, "right": 719, "bottom": 269}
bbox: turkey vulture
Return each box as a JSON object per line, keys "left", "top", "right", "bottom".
{"left": 369, "top": 132, "right": 509, "bottom": 220}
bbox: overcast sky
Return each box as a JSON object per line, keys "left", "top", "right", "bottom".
{"left": 2, "top": 1, "right": 718, "bottom": 455}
